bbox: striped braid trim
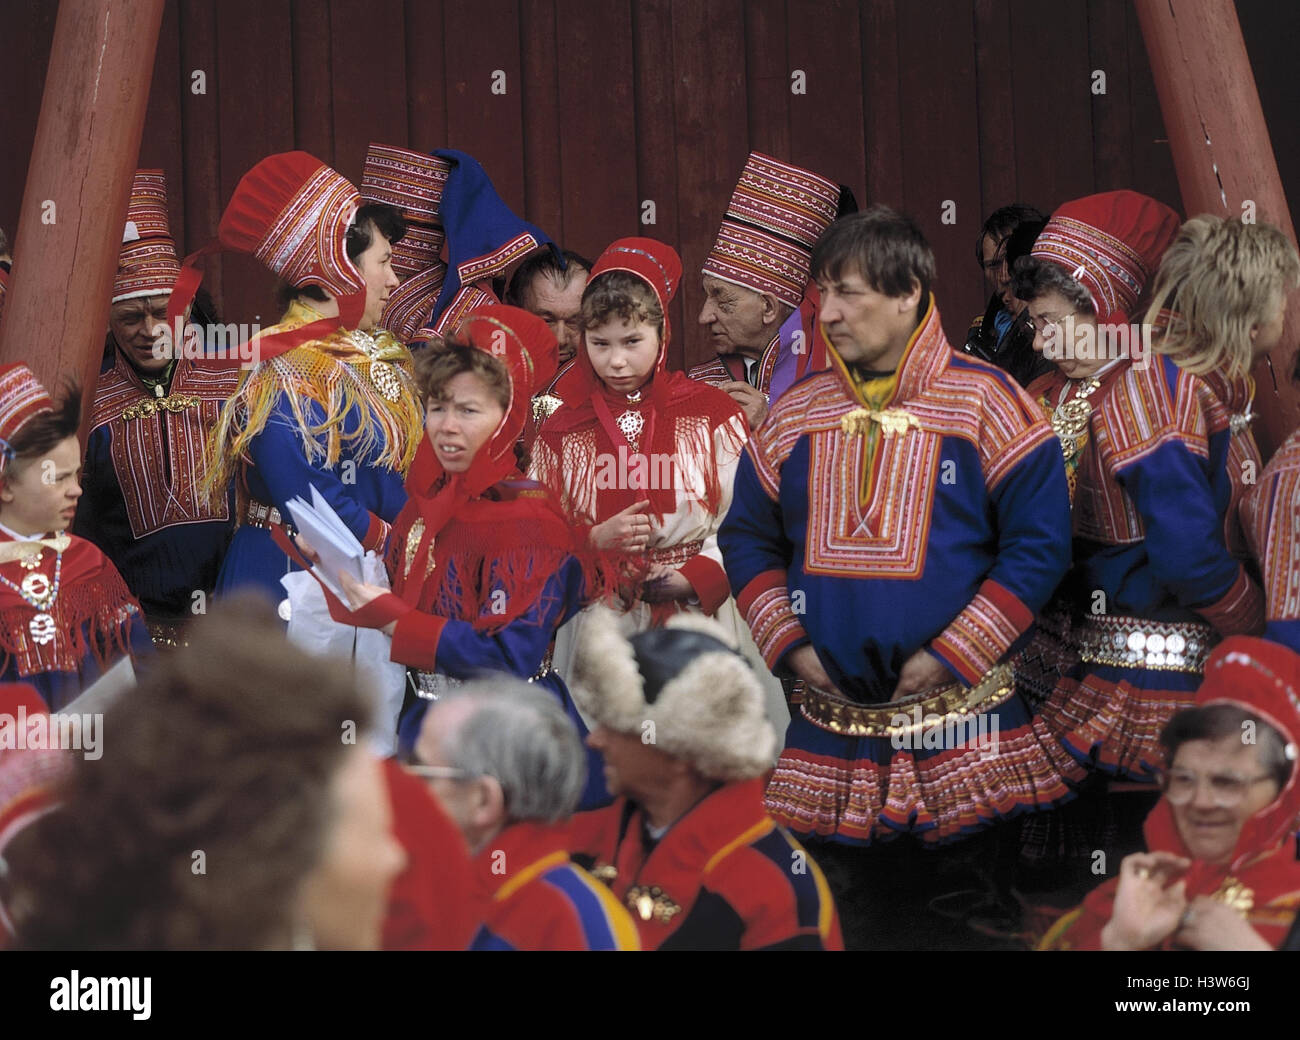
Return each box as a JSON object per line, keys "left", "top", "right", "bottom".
{"left": 1242, "top": 431, "right": 1300, "bottom": 624}
{"left": 736, "top": 568, "right": 808, "bottom": 670}
{"left": 930, "top": 580, "right": 1034, "bottom": 686}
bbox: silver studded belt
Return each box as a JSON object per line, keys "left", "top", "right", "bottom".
{"left": 411, "top": 648, "right": 555, "bottom": 701}
{"left": 1075, "top": 614, "right": 1216, "bottom": 673}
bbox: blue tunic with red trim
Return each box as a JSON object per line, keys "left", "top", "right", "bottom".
{"left": 1035, "top": 356, "right": 1265, "bottom": 778}
{"left": 568, "top": 777, "right": 842, "bottom": 950}
{"left": 718, "top": 300, "right": 1077, "bottom": 845}
{"left": 467, "top": 821, "right": 639, "bottom": 951}
{"left": 75, "top": 352, "right": 241, "bottom": 622}
{"left": 1242, "top": 428, "right": 1300, "bottom": 654}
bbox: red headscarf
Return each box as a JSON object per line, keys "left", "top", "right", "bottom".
{"left": 545, "top": 237, "right": 743, "bottom": 519}
{"left": 400, "top": 304, "right": 559, "bottom": 606}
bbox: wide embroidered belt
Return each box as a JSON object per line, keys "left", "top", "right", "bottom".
{"left": 412, "top": 648, "right": 555, "bottom": 700}
{"left": 647, "top": 540, "right": 703, "bottom": 566}
{"left": 1075, "top": 614, "right": 1215, "bottom": 673}
{"left": 243, "top": 500, "right": 282, "bottom": 530}
{"left": 800, "top": 662, "right": 1017, "bottom": 738}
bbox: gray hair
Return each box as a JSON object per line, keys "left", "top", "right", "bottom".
{"left": 1011, "top": 254, "right": 1096, "bottom": 315}
{"left": 435, "top": 678, "right": 587, "bottom": 824}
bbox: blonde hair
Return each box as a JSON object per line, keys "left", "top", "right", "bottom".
{"left": 1146, "top": 215, "right": 1299, "bottom": 379}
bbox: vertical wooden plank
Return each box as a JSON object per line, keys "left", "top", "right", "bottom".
{"left": 215, "top": 0, "right": 295, "bottom": 327}
{"left": 554, "top": 1, "right": 637, "bottom": 257}
{"left": 1125, "top": 0, "right": 1180, "bottom": 210}
{"left": 896, "top": 0, "right": 984, "bottom": 339}
{"left": 632, "top": 0, "right": 685, "bottom": 370}
{"left": 744, "top": 0, "right": 790, "bottom": 161}
{"left": 405, "top": 0, "right": 448, "bottom": 151}
{"left": 860, "top": 0, "right": 903, "bottom": 209}
{"left": 329, "top": 0, "right": 409, "bottom": 183}
{"left": 785, "top": 0, "right": 866, "bottom": 202}
{"left": 139, "top": 0, "right": 186, "bottom": 247}
{"left": 973, "top": 0, "right": 1019, "bottom": 220}
{"left": 292, "top": 0, "right": 334, "bottom": 161}
{"left": 442, "top": 0, "right": 526, "bottom": 212}
{"left": 1009, "top": 0, "right": 1093, "bottom": 213}
{"left": 0, "top": 0, "right": 57, "bottom": 242}
{"left": 518, "top": 0, "right": 563, "bottom": 239}
{"left": 670, "top": 0, "right": 750, "bottom": 371}
{"left": 179, "top": 0, "right": 224, "bottom": 311}
{"left": 1087, "top": 0, "right": 1135, "bottom": 192}
{"left": 1237, "top": 0, "right": 1300, "bottom": 221}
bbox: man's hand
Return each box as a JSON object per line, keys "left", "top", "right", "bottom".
{"left": 338, "top": 571, "right": 397, "bottom": 635}
{"left": 717, "top": 380, "right": 769, "bottom": 430}
{"left": 891, "top": 649, "right": 953, "bottom": 701}
{"left": 1101, "top": 851, "right": 1191, "bottom": 951}
{"left": 591, "top": 499, "right": 653, "bottom": 551}
{"left": 786, "top": 644, "right": 838, "bottom": 694}
{"left": 640, "top": 564, "right": 695, "bottom": 603}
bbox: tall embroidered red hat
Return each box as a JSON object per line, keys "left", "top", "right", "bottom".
{"left": 113, "top": 170, "right": 181, "bottom": 304}
{"left": 361, "top": 143, "right": 452, "bottom": 339}
{"left": 1030, "top": 190, "right": 1182, "bottom": 325}
{"left": 168, "top": 152, "right": 367, "bottom": 361}
{"left": 0, "top": 364, "right": 53, "bottom": 476}
{"left": 702, "top": 152, "right": 840, "bottom": 310}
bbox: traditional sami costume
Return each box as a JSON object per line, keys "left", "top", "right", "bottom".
{"left": 1242, "top": 428, "right": 1300, "bottom": 653}
{"left": 312, "top": 305, "right": 610, "bottom": 807}
{"left": 565, "top": 608, "right": 842, "bottom": 949}
{"left": 0, "top": 367, "right": 151, "bottom": 710}
{"left": 167, "top": 152, "right": 423, "bottom": 607}
{"left": 1028, "top": 193, "right": 1265, "bottom": 780}
{"left": 690, "top": 153, "right": 841, "bottom": 410}
{"left": 1041, "top": 636, "right": 1300, "bottom": 950}
{"left": 468, "top": 820, "right": 640, "bottom": 951}
{"left": 719, "top": 295, "right": 1078, "bottom": 846}
{"left": 75, "top": 171, "right": 240, "bottom": 645}
{"left": 530, "top": 237, "right": 789, "bottom": 733}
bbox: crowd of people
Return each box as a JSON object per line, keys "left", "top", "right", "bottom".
{"left": 0, "top": 139, "right": 1297, "bottom": 951}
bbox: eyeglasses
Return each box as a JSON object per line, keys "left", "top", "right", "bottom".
{"left": 1157, "top": 768, "right": 1276, "bottom": 807}
{"left": 1025, "top": 312, "right": 1076, "bottom": 337}
{"left": 400, "top": 756, "right": 472, "bottom": 783}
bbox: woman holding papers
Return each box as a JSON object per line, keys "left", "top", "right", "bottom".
{"left": 308, "top": 305, "right": 611, "bottom": 808}
{"left": 0, "top": 366, "right": 151, "bottom": 710}
{"left": 172, "top": 152, "right": 423, "bottom": 609}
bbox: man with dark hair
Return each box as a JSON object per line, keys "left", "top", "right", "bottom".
{"left": 692, "top": 153, "right": 843, "bottom": 430}
{"left": 74, "top": 170, "right": 243, "bottom": 647}
{"left": 719, "top": 205, "right": 1075, "bottom": 949}
{"left": 963, "top": 203, "right": 1049, "bottom": 387}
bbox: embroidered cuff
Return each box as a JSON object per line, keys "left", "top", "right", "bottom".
{"left": 363, "top": 513, "right": 392, "bottom": 554}
{"left": 736, "top": 569, "right": 809, "bottom": 671}
{"left": 1197, "top": 566, "right": 1265, "bottom": 637}
{"left": 678, "top": 556, "right": 731, "bottom": 616}
{"left": 929, "top": 579, "right": 1033, "bottom": 686}
{"left": 391, "top": 611, "right": 449, "bottom": 671}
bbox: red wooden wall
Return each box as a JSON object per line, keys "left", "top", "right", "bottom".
{"left": 2, "top": 0, "right": 1298, "bottom": 371}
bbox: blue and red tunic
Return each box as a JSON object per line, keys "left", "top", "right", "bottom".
{"left": 568, "top": 777, "right": 842, "bottom": 950}
{"left": 718, "top": 298, "right": 1078, "bottom": 845}
{"left": 1035, "top": 356, "right": 1264, "bottom": 778}
{"left": 468, "top": 820, "right": 639, "bottom": 951}
{"left": 1242, "top": 427, "right": 1300, "bottom": 654}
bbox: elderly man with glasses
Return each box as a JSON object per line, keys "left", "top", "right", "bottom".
{"left": 408, "top": 678, "right": 639, "bottom": 951}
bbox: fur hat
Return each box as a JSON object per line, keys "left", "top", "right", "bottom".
{"left": 569, "top": 607, "right": 777, "bottom": 781}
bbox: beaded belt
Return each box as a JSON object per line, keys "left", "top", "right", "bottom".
{"left": 800, "top": 662, "right": 1016, "bottom": 738}
{"left": 244, "top": 500, "right": 282, "bottom": 530}
{"left": 1075, "top": 614, "right": 1215, "bottom": 673}
{"left": 647, "top": 540, "right": 703, "bottom": 566}
{"left": 412, "top": 648, "right": 556, "bottom": 701}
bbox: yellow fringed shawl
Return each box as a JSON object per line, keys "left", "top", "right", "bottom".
{"left": 202, "top": 301, "right": 423, "bottom": 506}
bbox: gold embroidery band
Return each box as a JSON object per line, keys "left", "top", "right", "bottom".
{"left": 800, "top": 662, "right": 1016, "bottom": 738}
{"left": 122, "top": 394, "right": 200, "bottom": 421}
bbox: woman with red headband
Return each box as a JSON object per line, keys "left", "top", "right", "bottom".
{"left": 0, "top": 366, "right": 151, "bottom": 710}
{"left": 296, "top": 305, "right": 611, "bottom": 807}
{"left": 528, "top": 238, "right": 787, "bottom": 730}
{"left": 1040, "top": 636, "right": 1300, "bottom": 950}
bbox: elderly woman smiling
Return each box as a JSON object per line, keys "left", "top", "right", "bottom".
{"left": 1042, "top": 636, "right": 1300, "bottom": 951}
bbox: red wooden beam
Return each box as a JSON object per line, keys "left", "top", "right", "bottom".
{"left": 1136, "top": 0, "right": 1300, "bottom": 458}
{"left": 0, "top": 0, "right": 166, "bottom": 415}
